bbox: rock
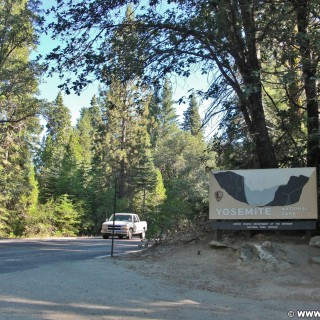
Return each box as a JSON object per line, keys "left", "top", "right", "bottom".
{"left": 209, "top": 240, "right": 235, "bottom": 250}
{"left": 187, "top": 238, "right": 200, "bottom": 245}
{"left": 239, "top": 243, "right": 254, "bottom": 261}
{"left": 253, "top": 233, "right": 268, "bottom": 241}
{"left": 278, "top": 261, "right": 292, "bottom": 270}
{"left": 239, "top": 243, "right": 278, "bottom": 264}
{"left": 261, "top": 241, "right": 273, "bottom": 251}
{"left": 309, "top": 236, "right": 320, "bottom": 248}
{"left": 252, "top": 244, "right": 277, "bottom": 264}
{"left": 310, "top": 256, "right": 320, "bottom": 264}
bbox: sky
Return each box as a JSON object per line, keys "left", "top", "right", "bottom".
{"left": 35, "top": 1, "right": 211, "bottom": 126}
{"left": 37, "top": 64, "right": 210, "bottom": 125}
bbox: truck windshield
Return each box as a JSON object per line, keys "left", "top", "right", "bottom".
{"left": 109, "top": 214, "right": 132, "bottom": 222}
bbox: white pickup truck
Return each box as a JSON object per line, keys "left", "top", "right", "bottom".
{"left": 101, "top": 213, "right": 147, "bottom": 240}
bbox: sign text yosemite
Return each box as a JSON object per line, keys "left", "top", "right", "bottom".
{"left": 209, "top": 168, "right": 318, "bottom": 220}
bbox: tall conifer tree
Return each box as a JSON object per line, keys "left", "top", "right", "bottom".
{"left": 148, "top": 85, "right": 161, "bottom": 147}
{"left": 182, "top": 93, "right": 203, "bottom": 137}
{"left": 0, "top": 0, "right": 42, "bottom": 236}
{"left": 37, "top": 93, "right": 72, "bottom": 202}
{"left": 159, "top": 77, "right": 179, "bottom": 136}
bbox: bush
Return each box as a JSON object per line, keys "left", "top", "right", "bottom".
{"left": 24, "top": 195, "right": 83, "bottom": 237}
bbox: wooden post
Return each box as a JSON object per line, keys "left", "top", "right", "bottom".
{"left": 214, "top": 229, "right": 222, "bottom": 241}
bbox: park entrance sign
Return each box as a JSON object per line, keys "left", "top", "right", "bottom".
{"left": 209, "top": 168, "right": 318, "bottom": 221}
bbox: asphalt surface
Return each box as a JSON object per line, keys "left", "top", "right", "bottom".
{"left": 0, "top": 237, "right": 318, "bottom": 319}
{"left": 0, "top": 237, "right": 143, "bottom": 274}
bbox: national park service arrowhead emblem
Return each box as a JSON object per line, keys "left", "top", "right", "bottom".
{"left": 214, "top": 191, "right": 223, "bottom": 202}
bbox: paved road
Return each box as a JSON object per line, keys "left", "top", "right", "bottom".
{"left": 0, "top": 237, "right": 316, "bottom": 319}
{"left": 0, "top": 237, "right": 143, "bottom": 274}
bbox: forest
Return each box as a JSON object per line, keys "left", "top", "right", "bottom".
{"left": 0, "top": 0, "right": 319, "bottom": 238}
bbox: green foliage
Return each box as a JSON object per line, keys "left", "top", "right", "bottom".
{"left": 158, "top": 77, "right": 179, "bottom": 138}
{"left": 2, "top": 70, "right": 216, "bottom": 238}
{"left": 132, "top": 168, "right": 166, "bottom": 221}
{"left": 0, "top": 0, "right": 44, "bottom": 237}
{"left": 182, "top": 93, "right": 203, "bottom": 137}
{"left": 53, "top": 195, "right": 82, "bottom": 237}
{"left": 148, "top": 85, "right": 161, "bottom": 147}
{"left": 211, "top": 104, "right": 258, "bottom": 169}
{"left": 45, "top": 0, "right": 284, "bottom": 168}
{"left": 37, "top": 93, "right": 73, "bottom": 202}
{"left": 0, "top": 0, "right": 42, "bottom": 124}
{"left": 3, "top": 0, "right": 319, "bottom": 239}
{"left": 24, "top": 199, "right": 56, "bottom": 237}
{"left": 0, "top": 119, "right": 41, "bottom": 237}
{"left": 24, "top": 195, "right": 83, "bottom": 237}
{"left": 151, "top": 128, "right": 214, "bottom": 237}
{"left": 14, "top": 1, "right": 318, "bottom": 237}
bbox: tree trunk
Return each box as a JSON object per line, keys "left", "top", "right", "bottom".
{"left": 247, "top": 91, "right": 278, "bottom": 168}
{"left": 293, "top": 1, "right": 320, "bottom": 168}
{"left": 118, "top": 116, "right": 127, "bottom": 198}
{"left": 228, "top": 0, "right": 279, "bottom": 168}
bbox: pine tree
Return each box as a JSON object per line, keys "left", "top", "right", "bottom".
{"left": 0, "top": 120, "right": 41, "bottom": 236}
{"left": 148, "top": 84, "right": 161, "bottom": 147}
{"left": 77, "top": 108, "right": 94, "bottom": 165}
{"left": 131, "top": 147, "right": 158, "bottom": 218}
{"left": 57, "top": 130, "right": 83, "bottom": 197}
{"left": 0, "top": 0, "right": 43, "bottom": 236}
{"left": 75, "top": 106, "right": 101, "bottom": 232}
{"left": 101, "top": 78, "right": 132, "bottom": 198}
{"left": 45, "top": 92, "right": 72, "bottom": 142}
{"left": 86, "top": 94, "right": 113, "bottom": 228}
{"left": 53, "top": 194, "right": 82, "bottom": 237}
{"left": 0, "top": 0, "right": 42, "bottom": 124}
{"left": 182, "top": 93, "right": 203, "bottom": 137}
{"left": 37, "top": 93, "right": 72, "bottom": 202}
{"left": 94, "top": 74, "right": 160, "bottom": 220}
{"left": 159, "top": 77, "right": 179, "bottom": 136}
{"left": 154, "top": 78, "right": 181, "bottom": 182}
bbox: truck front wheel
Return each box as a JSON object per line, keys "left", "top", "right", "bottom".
{"left": 139, "top": 231, "right": 145, "bottom": 240}
{"left": 127, "top": 229, "right": 133, "bottom": 240}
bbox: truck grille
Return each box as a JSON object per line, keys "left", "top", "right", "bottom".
{"left": 108, "top": 225, "right": 122, "bottom": 231}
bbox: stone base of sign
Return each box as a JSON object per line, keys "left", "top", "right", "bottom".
{"left": 309, "top": 235, "right": 320, "bottom": 247}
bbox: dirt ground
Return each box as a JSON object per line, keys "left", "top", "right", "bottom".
{"left": 115, "top": 228, "right": 320, "bottom": 303}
